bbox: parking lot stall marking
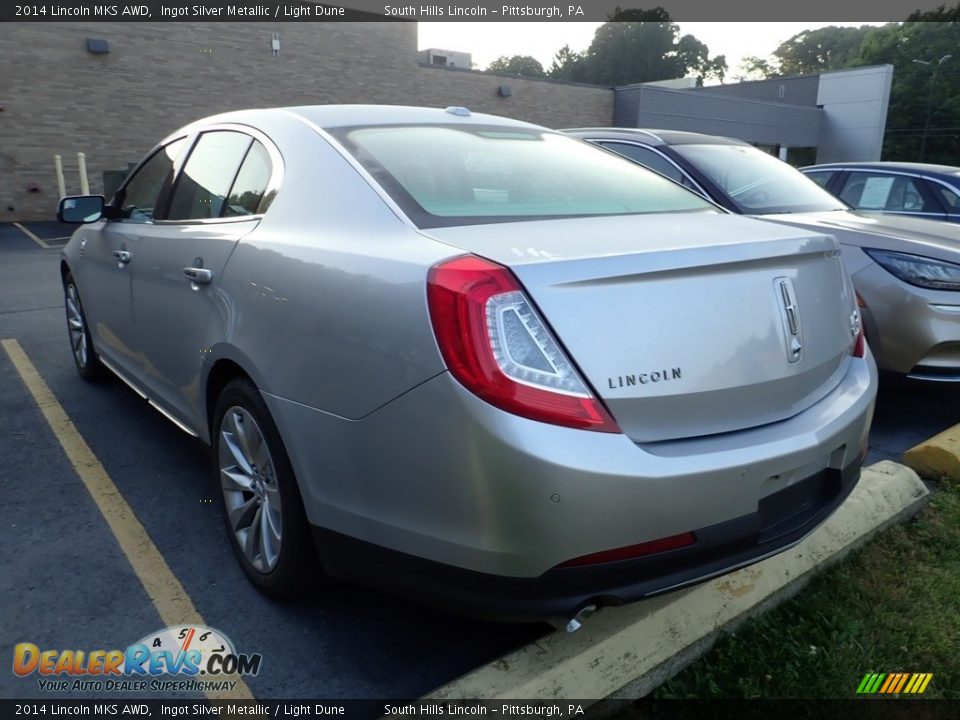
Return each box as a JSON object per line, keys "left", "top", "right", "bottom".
{"left": 12, "top": 222, "right": 50, "bottom": 249}
{"left": 0, "top": 338, "right": 254, "bottom": 701}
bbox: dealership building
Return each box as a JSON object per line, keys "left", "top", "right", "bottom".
{"left": 1, "top": 21, "right": 892, "bottom": 220}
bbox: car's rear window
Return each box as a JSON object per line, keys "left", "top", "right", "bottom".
{"left": 332, "top": 125, "right": 716, "bottom": 228}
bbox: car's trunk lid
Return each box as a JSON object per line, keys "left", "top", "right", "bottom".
{"left": 423, "top": 213, "right": 856, "bottom": 442}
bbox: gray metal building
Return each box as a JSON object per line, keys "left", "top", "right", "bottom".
{"left": 614, "top": 65, "right": 893, "bottom": 163}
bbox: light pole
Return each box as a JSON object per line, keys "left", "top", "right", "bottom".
{"left": 912, "top": 54, "right": 952, "bottom": 161}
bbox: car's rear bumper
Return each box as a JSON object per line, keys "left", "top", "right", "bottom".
{"left": 265, "top": 346, "right": 875, "bottom": 622}
{"left": 311, "top": 460, "right": 860, "bottom": 622}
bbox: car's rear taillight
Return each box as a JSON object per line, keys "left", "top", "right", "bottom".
{"left": 850, "top": 309, "right": 866, "bottom": 358}
{"left": 427, "top": 255, "right": 620, "bottom": 433}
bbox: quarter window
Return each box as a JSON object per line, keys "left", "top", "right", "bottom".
{"left": 116, "top": 138, "right": 186, "bottom": 222}
{"left": 804, "top": 171, "right": 835, "bottom": 188}
{"left": 935, "top": 184, "right": 960, "bottom": 209}
{"left": 223, "top": 141, "right": 273, "bottom": 216}
{"left": 167, "top": 132, "right": 253, "bottom": 220}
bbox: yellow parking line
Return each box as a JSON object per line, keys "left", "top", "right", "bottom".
{"left": 12, "top": 223, "right": 50, "bottom": 249}
{"left": 0, "top": 338, "right": 254, "bottom": 701}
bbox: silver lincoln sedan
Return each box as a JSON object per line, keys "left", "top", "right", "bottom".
{"left": 58, "top": 106, "right": 876, "bottom": 624}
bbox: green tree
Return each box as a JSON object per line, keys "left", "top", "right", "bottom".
{"left": 486, "top": 55, "right": 546, "bottom": 78}
{"left": 549, "top": 10, "right": 726, "bottom": 86}
{"left": 548, "top": 44, "right": 587, "bottom": 82}
{"left": 735, "top": 56, "right": 776, "bottom": 81}
{"left": 857, "top": 18, "right": 960, "bottom": 163}
{"left": 771, "top": 25, "right": 877, "bottom": 76}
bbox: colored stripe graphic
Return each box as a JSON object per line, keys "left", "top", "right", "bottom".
{"left": 868, "top": 673, "right": 886, "bottom": 694}
{"left": 856, "top": 672, "right": 933, "bottom": 695}
{"left": 878, "top": 674, "right": 895, "bottom": 694}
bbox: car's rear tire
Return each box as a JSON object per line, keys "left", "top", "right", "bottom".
{"left": 63, "top": 273, "right": 107, "bottom": 382}
{"left": 213, "top": 378, "right": 317, "bottom": 598}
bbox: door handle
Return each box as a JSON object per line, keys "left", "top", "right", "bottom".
{"left": 113, "top": 250, "right": 132, "bottom": 264}
{"left": 183, "top": 267, "right": 213, "bottom": 284}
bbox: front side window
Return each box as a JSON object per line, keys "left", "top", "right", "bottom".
{"left": 333, "top": 125, "right": 716, "bottom": 228}
{"left": 167, "top": 131, "right": 253, "bottom": 220}
{"left": 672, "top": 143, "right": 848, "bottom": 215}
{"left": 116, "top": 138, "right": 186, "bottom": 222}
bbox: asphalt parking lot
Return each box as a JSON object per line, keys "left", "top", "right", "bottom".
{"left": 0, "top": 222, "right": 542, "bottom": 700}
{"left": 2, "top": 221, "right": 958, "bottom": 701}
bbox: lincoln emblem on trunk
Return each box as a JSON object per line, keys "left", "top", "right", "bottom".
{"left": 776, "top": 277, "right": 803, "bottom": 363}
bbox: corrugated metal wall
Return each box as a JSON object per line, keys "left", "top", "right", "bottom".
{"left": 613, "top": 85, "right": 822, "bottom": 147}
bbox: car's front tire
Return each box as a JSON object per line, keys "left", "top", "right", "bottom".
{"left": 63, "top": 273, "right": 106, "bottom": 382}
{"left": 213, "top": 378, "right": 316, "bottom": 598}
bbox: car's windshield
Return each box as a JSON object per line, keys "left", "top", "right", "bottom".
{"left": 673, "top": 143, "right": 848, "bottom": 215}
{"left": 333, "top": 125, "right": 717, "bottom": 227}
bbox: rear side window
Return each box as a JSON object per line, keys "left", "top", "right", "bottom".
{"left": 333, "top": 125, "right": 715, "bottom": 228}
{"left": 840, "top": 172, "right": 935, "bottom": 213}
{"left": 117, "top": 138, "right": 186, "bottom": 222}
{"left": 167, "top": 131, "right": 253, "bottom": 220}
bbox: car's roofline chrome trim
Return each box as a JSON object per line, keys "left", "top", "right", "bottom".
{"left": 278, "top": 109, "right": 418, "bottom": 230}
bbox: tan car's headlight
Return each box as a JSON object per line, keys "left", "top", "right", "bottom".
{"left": 865, "top": 249, "right": 960, "bottom": 291}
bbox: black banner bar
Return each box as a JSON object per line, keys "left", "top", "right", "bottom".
{"left": 0, "top": 0, "right": 953, "bottom": 22}
{"left": 2, "top": 700, "right": 960, "bottom": 719}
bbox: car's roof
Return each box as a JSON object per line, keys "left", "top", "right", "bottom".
{"left": 189, "top": 104, "right": 546, "bottom": 131}
{"left": 802, "top": 161, "right": 960, "bottom": 176}
{"left": 563, "top": 127, "right": 749, "bottom": 147}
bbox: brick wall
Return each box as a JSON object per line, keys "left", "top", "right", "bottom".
{"left": 0, "top": 22, "right": 613, "bottom": 220}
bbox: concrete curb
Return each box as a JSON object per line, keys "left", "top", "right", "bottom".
{"left": 904, "top": 424, "right": 960, "bottom": 482}
{"left": 429, "top": 460, "right": 929, "bottom": 701}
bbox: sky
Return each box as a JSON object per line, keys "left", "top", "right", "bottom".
{"left": 417, "top": 22, "right": 889, "bottom": 77}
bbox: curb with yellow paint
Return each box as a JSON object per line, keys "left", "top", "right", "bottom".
{"left": 430, "top": 460, "right": 929, "bottom": 701}
{"left": 904, "top": 423, "right": 960, "bottom": 482}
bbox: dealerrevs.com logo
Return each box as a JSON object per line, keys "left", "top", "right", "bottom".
{"left": 13, "top": 626, "right": 262, "bottom": 693}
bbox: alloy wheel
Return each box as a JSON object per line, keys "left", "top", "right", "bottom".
{"left": 65, "top": 283, "right": 89, "bottom": 368}
{"left": 218, "top": 406, "right": 284, "bottom": 573}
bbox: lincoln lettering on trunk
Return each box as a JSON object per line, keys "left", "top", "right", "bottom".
{"left": 608, "top": 368, "right": 683, "bottom": 389}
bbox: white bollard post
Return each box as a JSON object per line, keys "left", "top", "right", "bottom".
{"left": 77, "top": 152, "right": 90, "bottom": 195}
{"left": 54, "top": 154, "right": 66, "bottom": 199}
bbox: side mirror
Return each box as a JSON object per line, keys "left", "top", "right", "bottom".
{"left": 58, "top": 195, "right": 105, "bottom": 223}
